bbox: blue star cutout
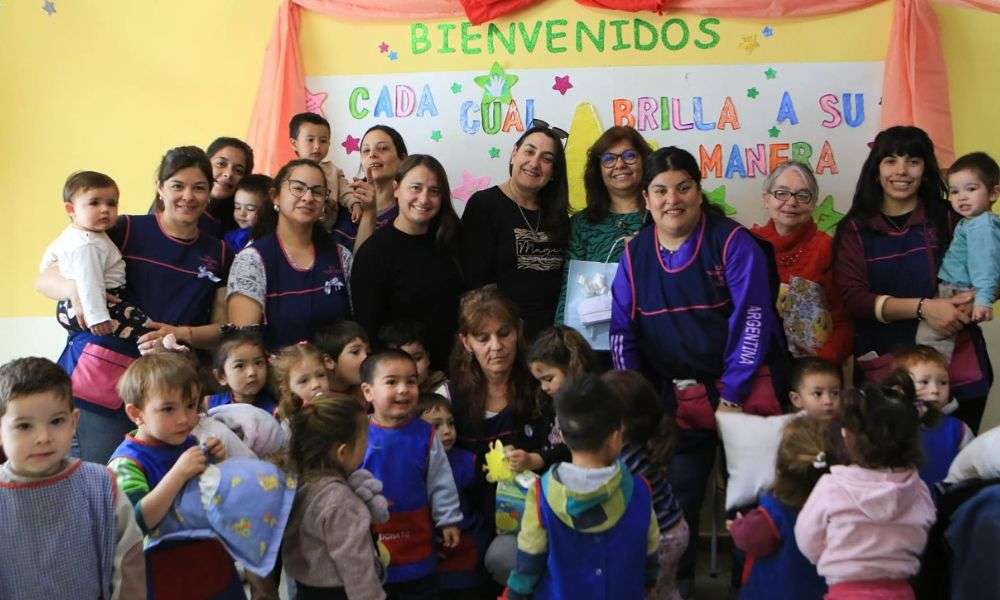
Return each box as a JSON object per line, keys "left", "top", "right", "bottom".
{"left": 388, "top": 51, "right": 398, "bottom": 61}
{"left": 762, "top": 26, "right": 774, "bottom": 38}
{"left": 42, "top": 0, "right": 55, "bottom": 15}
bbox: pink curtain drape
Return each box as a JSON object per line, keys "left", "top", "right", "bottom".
{"left": 247, "top": 0, "right": 999, "bottom": 175}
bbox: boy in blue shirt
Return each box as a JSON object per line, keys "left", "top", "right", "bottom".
{"left": 108, "top": 352, "right": 241, "bottom": 599}
{"left": 506, "top": 374, "right": 660, "bottom": 599}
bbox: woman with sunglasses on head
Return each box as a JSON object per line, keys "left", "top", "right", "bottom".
{"left": 751, "top": 161, "right": 853, "bottom": 365}
{"left": 555, "top": 127, "right": 652, "bottom": 329}
{"left": 226, "top": 159, "right": 350, "bottom": 349}
{"left": 461, "top": 120, "right": 570, "bottom": 342}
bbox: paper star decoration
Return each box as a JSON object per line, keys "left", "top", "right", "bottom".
{"left": 738, "top": 34, "right": 760, "bottom": 54}
{"left": 451, "top": 171, "right": 492, "bottom": 203}
{"left": 488, "top": 147, "right": 501, "bottom": 159}
{"left": 762, "top": 26, "right": 774, "bottom": 38}
{"left": 378, "top": 41, "right": 389, "bottom": 53}
{"left": 388, "top": 51, "right": 398, "bottom": 61}
{"left": 304, "top": 88, "right": 328, "bottom": 116}
{"left": 474, "top": 62, "right": 519, "bottom": 104}
{"left": 42, "top": 0, "right": 55, "bottom": 15}
{"left": 430, "top": 130, "right": 443, "bottom": 142}
{"left": 341, "top": 135, "right": 360, "bottom": 154}
{"left": 812, "top": 195, "right": 845, "bottom": 234}
{"left": 552, "top": 75, "right": 573, "bottom": 96}
{"left": 764, "top": 68, "right": 777, "bottom": 80}
{"left": 450, "top": 82, "right": 462, "bottom": 94}
{"left": 747, "top": 87, "right": 759, "bottom": 99}
{"left": 706, "top": 185, "right": 737, "bottom": 216}
{"left": 768, "top": 126, "right": 781, "bottom": 138}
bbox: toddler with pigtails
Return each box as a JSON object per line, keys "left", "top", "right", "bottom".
{"left": 283, "top": 392, "right": 391, "bottom": 599}
{"left": 731, "top": 416, "right": 840, "bottom": 600}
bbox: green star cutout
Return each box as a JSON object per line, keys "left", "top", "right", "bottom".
{"left": 450, "top": 82, "right": 462, "bottom": 94}
{"left": 764, "top": 68, "right": 777, "bottom": 80}
{"left": 430, "top": 130, "right": 443, "bottom": 142}
{"left": 705, "top": 185, "right": 737, "bottom": 216}
{"left": 474, "top": 62, "right": 519, "bottom": 104}
{"left": 747, "top": 87, "right": 760, "bottom": 99}
{"left": 812, "top": 195, "right": 845, "bottom": 234}
{"left": 768, "top": 126, "right": 781, "bottom": 138}
{"left": 488, "top": 147, "right": 501, "bottom": 159}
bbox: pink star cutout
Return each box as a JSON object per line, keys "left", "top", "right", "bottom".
{"left": 451, "top": 171, "right": 491, "bottom": 203}
{"left": 378, "top": 41, "right": 389, "bottom": 53}
{"left": 305, "top": 88, "right": 328, "bottom": 116}
{"left": 341, "top": 135, "right": 360, "bottom": 154}
{"left": 552, "top": 75, "right": 573, "bottom": 96}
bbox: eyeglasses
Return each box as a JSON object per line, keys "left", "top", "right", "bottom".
{"left": 769, "top": 189, "right": 814, "bottom": 205}
{"left": 286, "top": 179, "right": 328, "bottom": 200}
{"left": 531, "top": 118, "right": 568, "bottom": 140}
{"left": 600, "top": 149, "right": 640, "bottom": 168}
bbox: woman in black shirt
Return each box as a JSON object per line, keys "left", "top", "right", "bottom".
{"left": 461, "top": 122, "right": 570, "bottom": 341}
{"left": 350, "top": 154, "right": 463, "bottom": 370}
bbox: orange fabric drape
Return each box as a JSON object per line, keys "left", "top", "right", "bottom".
{"left": 247, "top": 0, "right": 468, "bottom": 175}
{"left": 247, "top": 0, "right": 999, "bottom": 176}
{"left": 881, "top": 0, "right": 954, "bottom": 164}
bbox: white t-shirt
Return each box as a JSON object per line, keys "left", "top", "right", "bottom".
{"left": 40, "top": 225, "right": 126, "bottom": 326}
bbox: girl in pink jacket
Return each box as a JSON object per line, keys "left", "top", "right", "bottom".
{"left": 794, "top": 381, "right": 935, "bottom": 600}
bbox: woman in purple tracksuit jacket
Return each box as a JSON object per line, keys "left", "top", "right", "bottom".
{"left": 610, "top": 146, "right": 789, "bottom": 586}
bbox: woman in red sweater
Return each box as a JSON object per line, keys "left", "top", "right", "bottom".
{"left": 752, "top": 162, "right": 853, "bottom": 365}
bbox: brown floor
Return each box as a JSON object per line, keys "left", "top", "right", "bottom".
{"left": 692, "top": 535, "right": 737, "bottom": 600}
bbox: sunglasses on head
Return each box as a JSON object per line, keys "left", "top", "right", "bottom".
{"left": 530, "top": 118, "right": 569, "bottom": 140}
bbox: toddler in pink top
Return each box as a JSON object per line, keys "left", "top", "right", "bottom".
{"left": 794, "top": 380, "right": 935, "bottom": 600}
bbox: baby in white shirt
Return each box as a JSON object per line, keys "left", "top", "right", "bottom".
{"left": 40, "top": 171, "right": 149, "bottom": 341}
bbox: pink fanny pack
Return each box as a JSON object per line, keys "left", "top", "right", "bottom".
{"left": 70, "top": 342, "right": 134, "bottom": 410}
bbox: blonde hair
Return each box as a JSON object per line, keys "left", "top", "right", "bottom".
{"left": 772, "top": 416, "right": 839, "bottom": 509}
{"left": 287, "top": 392, "right": 366, "bottom": 478}
{"left": 117, "top": 352, "right": 200, "bottom": 408}
{"left": 271, "top": 342, "right": 327, "bottom": 420}
{"left": 894, "top": 345, "right": 949, "bottom": 373}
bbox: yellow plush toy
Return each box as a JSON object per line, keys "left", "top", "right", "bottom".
{"left": 483, "top": 439, "right": 514, "bottom": 483}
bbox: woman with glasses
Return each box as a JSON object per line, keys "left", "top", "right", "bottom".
{"left": 461, "top": 121, "right": 570, "bottom": 341}
{"left": 610, "top": 146, "right": 789, "bottom": 591}
{"left": 751, "top": 162, "right": 853, "bottom": 364}
{"left": 555, "top": 127, "right": 651, "bottom": 349}
{"left": 227, "top": 159, "right": 350, "bottom": 349}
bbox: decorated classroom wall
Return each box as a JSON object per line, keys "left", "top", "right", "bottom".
{"left": 1, "top": 1, "right": 999, "bottom": 423}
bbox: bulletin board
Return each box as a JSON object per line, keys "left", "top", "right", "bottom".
{"left": 292, "top": 2, "right": 891, "bottom": 229}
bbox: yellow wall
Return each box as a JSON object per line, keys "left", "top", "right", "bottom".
{"left": 2, "top": 0, "right": 999, "bottom": 318}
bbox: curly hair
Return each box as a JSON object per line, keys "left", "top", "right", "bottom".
{"left": 271, "top": 342, "right": 327, "bottom": 420}
{"left": 840, "top": 380, "right": 922, "bottom": 470}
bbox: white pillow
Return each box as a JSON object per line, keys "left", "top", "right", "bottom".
{"left": 717, "top": 412, "right": 797, "bottom": 510}
{"left": 945, "top": 424, "right": 1000, "bottom": 483}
